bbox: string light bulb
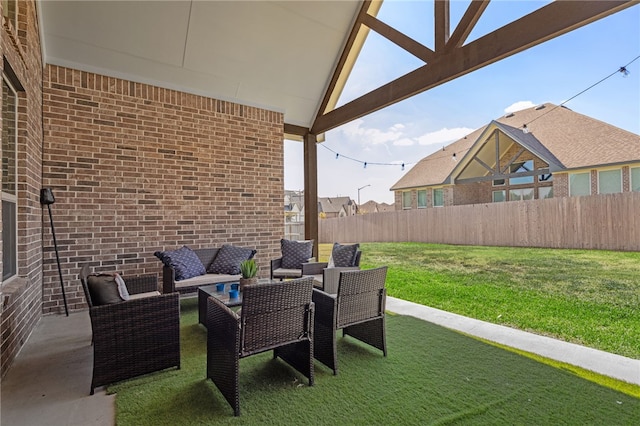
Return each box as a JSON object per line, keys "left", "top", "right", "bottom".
{"left": 335, "top": 153, "right": 339, "bottom": 159}
{"left": 364, "top": 162, "right": 367, "bottom": 169}
{"left": 522, "top": 124, "right": 529, "bottom": 134}
{"left": 452, "top": 153, "right": 457, "bottom": 162}
{"left": 619, "top": 66, "right": 630, "bottom": 77}
{"left": 401, "top": 163, "right": 405, "bottom": 171}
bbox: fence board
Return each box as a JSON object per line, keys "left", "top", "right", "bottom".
{"left": 318, "top": 192, "right": 640, "bottom": 251}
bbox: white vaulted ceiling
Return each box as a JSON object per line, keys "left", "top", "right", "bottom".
{"left": 39, "top": 0, "right": 362, "bottom": 128}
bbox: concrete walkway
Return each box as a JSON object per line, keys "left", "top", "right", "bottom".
{"left": 386, "top": 296, "right": 640, "bottom": 386}
{"left": 2, "top": 297, "right": 638, "bottom": 425}
{"left": 1, "top": 311, "right": 114, "bottom": 426}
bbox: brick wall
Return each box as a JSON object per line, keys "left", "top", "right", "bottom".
{"left": 1, "top": 0, "right": 45, "bottom": 378}
{"left": 41, "top": 65, "right": 285, "bottom": 315}
{"left": 553, "top": 173, "right": 569, "bottom": 198}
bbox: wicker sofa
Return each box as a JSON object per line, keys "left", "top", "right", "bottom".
{"left": 160, "top": 247, "right": 249, "bottom": 295}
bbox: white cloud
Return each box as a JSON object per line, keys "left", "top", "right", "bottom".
{"left": 504, "top": 101, "right": 537, "bottom": 113}
{"left": 393, "top": 138, "right": 414, "bottom": 146}
{"left": 417, "top": 127, "right": 474, "bottom": 146}
{"left": 340, "top": 119, "right": 406, "bottom": 145}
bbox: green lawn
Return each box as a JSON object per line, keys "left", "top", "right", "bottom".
{"left": 355, "top": 242, "right": 640, "bottom": 359}
{"left": 112, "top": 299, "right": 640, "bottom": 424}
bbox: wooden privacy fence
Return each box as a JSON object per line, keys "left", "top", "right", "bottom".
{"left": 319, "top": 192, "right": 640, "bottom": 251}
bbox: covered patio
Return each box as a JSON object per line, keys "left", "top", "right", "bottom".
{"left": 1, "top": 0, "right": 638, "bottom": 422}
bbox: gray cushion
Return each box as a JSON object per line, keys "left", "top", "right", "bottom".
{"left": 330, "top": 243, "right": 360, "bottom": 267}
{"left": 87, "top": 273, "right": 128, "bottom": 306}
{"left": 272, "top": 268, "right": 304, "bottom": 279}
{"left": 280, "top": 239, "right": 313, "bottom": 269}
{"left": 173, "top": 273, "right": 241, "bottom": 289}
{"left": 154, "top": 246, "right": 205, "bottom": 281}
{"left": 207, "top": 244, "right": 256, "bottom": 275}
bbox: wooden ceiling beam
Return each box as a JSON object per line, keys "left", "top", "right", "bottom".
{"left": 361, "top": 13, "right": 434, "bottom": 63}
{"left": 311, "top": 0, "right": 637, "bottom": 135}
{"left": 434, "top": 0, "right": 450, "bottom": 53}
{"left": 314, "top": 1, "right": 375, "bottom": 120}
{"left": 445, "top": 0, "right": 489, "bottom": 52}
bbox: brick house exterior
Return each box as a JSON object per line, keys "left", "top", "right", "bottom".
{"left": 391, "top": 104, "right": 640, "bottom": 209}
{"left": 1, "top": 0, "right": 45, "bottom": 378}
{"left": 1, "top": 1, "right": 284, "bottom": 377}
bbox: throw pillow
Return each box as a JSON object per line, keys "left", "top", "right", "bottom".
{"left": 330, "top": 243, "right": 360, "bottom": 267}
{"left": 87, "top": 273, "right": 129, "bottom": 306}
{"left": 154, "top": 246, "right": 206, "bottom": 281}
{"left": 281, "top": 239, "right": 314, "bottom": 269}
{"left": 207, "top": 244, "right": 257, "bottom": 275}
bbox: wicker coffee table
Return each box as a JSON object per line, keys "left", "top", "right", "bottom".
{"left": 198, "top": 282, "right": 241, "bottom": 327}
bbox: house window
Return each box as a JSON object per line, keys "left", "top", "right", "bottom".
{"left": 509, "top": 188, "right": 534, "bottom": 201}
{"left": 509, "top": 160, "right": 534, "bottom": 185}
{"left": 417, "top": 190, "right": 427, "bottom": 208}
{"left": 569, "top": 172, "right": 591, "bottom": 197}
{"left": 539, "top": 173, "right": 553, "bottom": 182}
{"left": 632, "top": 167, "right": 640, "bottom": 192}
{"left": 492, "top": 190, "right": 506, "bottom": 202}
{"left": 493, "top": 179, "right": 505, "bottom": 186}
{"left": 402, "top": 191, "right": 412, "bottom": 209}
{"left": 2, "top": 75, "right": 18, "bottom": 280}
{"left": 598, "top": 169, "right": 622, "bottom": 194}
{"left": 433, "top": 188, "right": 444, "bottom": 207}
{"left": 538, "top": 187, "right": 553, "bottom": 199}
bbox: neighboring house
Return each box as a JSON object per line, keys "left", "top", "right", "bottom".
{"left": 284, "top": 190, "right": 305, "bottom": 223}
{"left": 284, "top": 190, "right": 305, "bottom": 241}
{"left": 358, "top": 200, "right": 395, "bottom": 214}
{"left": 391, "top": 103, "right": 640, "bottom": 209}
{"left": 318, "top": 197, "right": 357, "bottom": 218}
{"left": 376, "top": 202, "right": 395, "bottom": 213}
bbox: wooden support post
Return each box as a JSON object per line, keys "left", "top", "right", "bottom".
{"left": 303, "top": 133, "right": 319, "bottom": 258}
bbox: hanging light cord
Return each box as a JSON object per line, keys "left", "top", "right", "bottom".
{"left": 318, "top": 55, "right": 639, "bottom": 169}
{"left": 523, "top": 55, "right": 639, "bottom": 129}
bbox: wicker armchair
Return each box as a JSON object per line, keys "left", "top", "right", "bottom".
{"left": 270, "top": 239, "right": 316, "bottom": 280}
{"left": 301, "top": 249, "right": 362, "bottom": 290}
{"left": 206, "top": 277, "right": 315, "bottom": 416}
{"left": 80, "top": 264, "right": 181, "bottom": 395}
{"left": 301, "top": 250, "right": 362, "bottom": 277}
{"left": 312, "top": 266, "right": 388, "bottom": 375}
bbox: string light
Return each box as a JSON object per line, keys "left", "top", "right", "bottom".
{"left": 319, "top": 143, "right": 416, "bottom": 171}
{"left": 522, "top": 55, "right": 639, "bottom": 132}
{"left": 317, "top": 55, "right": 638, "bottom": 171}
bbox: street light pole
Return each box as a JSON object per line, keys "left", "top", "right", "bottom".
{"left": 357, "top": 184, "right": 371, "bottom": 206}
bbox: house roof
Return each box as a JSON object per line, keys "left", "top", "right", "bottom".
{"left": 318, "top": 197, "right": 353, "bottom": 214}
{"left": 359, "top": 200, "right": 395, "bottom": 214}
{"left": 39, "top": 1, "right": 362, "bottom": 129}
{"left": 391, "top": 103, "right": 640, "bottom": 190}
{"left": 376, "top": 202, "right": 395, "bottom": 213}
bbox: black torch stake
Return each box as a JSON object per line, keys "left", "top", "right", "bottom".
{"left": 40, "top": 188, "right": 68, "bottom": 316}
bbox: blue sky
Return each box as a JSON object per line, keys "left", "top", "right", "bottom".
{"left": 285, "top": 1, "right": 640, "bottom": 204}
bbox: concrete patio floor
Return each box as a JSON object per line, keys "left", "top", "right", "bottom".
{"left": 1, "top": 296, "right": 638, "bottom": 425}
